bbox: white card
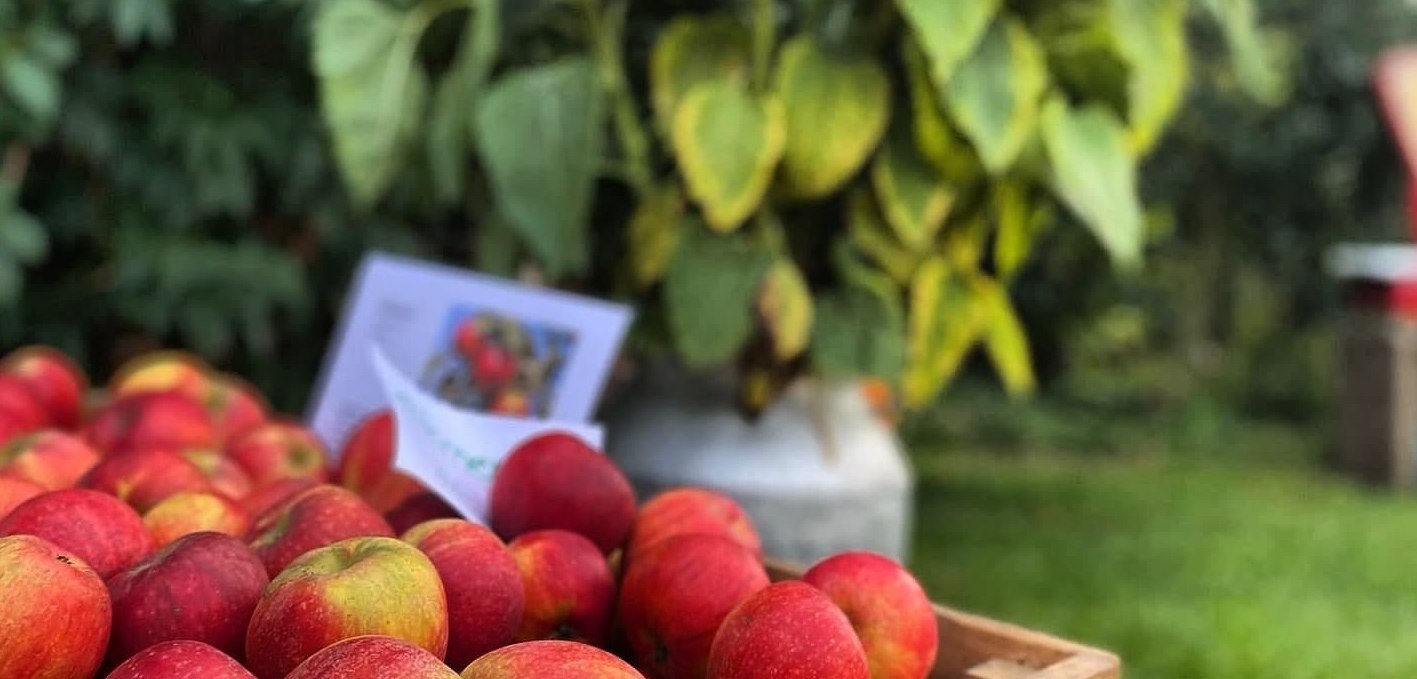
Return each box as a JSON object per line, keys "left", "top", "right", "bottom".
{"left": 372, "top": 347, "right": 603, "bottom": 523}
{"left": 307, "top": 251, "right": 632, "bottom": 456}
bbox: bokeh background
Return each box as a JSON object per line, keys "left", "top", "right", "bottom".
{"left": 5, "top": 1, "right": 1417, "bottom": 676}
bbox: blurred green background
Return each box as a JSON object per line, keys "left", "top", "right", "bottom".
{"left": 5, "top": 0, "right": 1417, "bottom": 677}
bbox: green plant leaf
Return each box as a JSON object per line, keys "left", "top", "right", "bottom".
{"left": 313, "top": 0, "right": 429, "bottom": 207}
{"left": 774, "top": 36, "right": 890, "bottom": 199}
{"left": 664, "top": 225, "right": 773, "bottom": 367}
{"left": 0, "top": 208, "right": 49, "bottom": 266}
{"left": 671, "top": 83, "right": 785, "bottom": 232}
{"left": 1198, "top": 0, "right": 1287, "bottom": 105}
{"left": 896, "top": 0, "right": 1000, "bottom": 90}
{"left": 1110, "top": 0, "right": 1189, "bottom": 153}
{"left": 758, "top": 259, "right": 814, "bottom": 360}
{"left": 872, "top": 131, "right": 954, "bottom": 250}
{"left": 650, "top": 14, "right": 752, "bottom": 136}
{"left": 474, "top": 58, "right": 604, "bottom": 277}
{"left": 112, "top": 0, "right": 173, "bottom": 47}
{"left": 627, "top": 186, "right": 685, "bottom": 290}
{"left": 977, "top": 276, "right": 1035, "bottom": 396}
{"left": 848, "top": 188, "right": 922, "bottom": 284}
{"left": 945, "top": 19, "right": 1049, "bottom": 175}
{"left": 1, "top": 53, "right": 60, "bottom": 122}
{"left": 428, "top": 1, "right": 500, "bottom": 205}
{"left": 903, "top": 257, "right": 988, "bottom": 408}
{"left": 1040, "top": 99, "right": 1143, "bottom": 269}
{"left": 904, "top": 42, "right": 981, "bottom": 185}
{"left": 811, "top": 283, "right": 905, "bottom": 380}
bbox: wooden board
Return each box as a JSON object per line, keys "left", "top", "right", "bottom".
{"left": 766, "top": 560, "right": 1121, "bottom": 679}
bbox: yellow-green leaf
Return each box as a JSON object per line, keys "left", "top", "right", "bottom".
{"left": 650, "top": 14, "right": 752, "bottom": 136}
{"left": 992, "top": 181, "right": 1050, "bottom": 279}
{"left": 758, "top": 260, "right": 814, "bottom": 360}
{"left": 902, "top": 257, "right": 989, "bottom": 408}
{"left": 774, "top": 36, "right": 890, "bottom": 199}
{"left": 977, "top": 278, "right": 1035, "bottom": 396}
{"left": 1040, "top": 99, "right": 1143, "bottom": 269}
{"left": 872, "top": 132, "right": 954, "bottom": 250}
{"left": 896, "top": 0, "right": 1000, "bottom": 90}
{"left": 1110, "top": 0, "right": 1189, "bottom": 154}
{"left": 904, "top": 42, "right": 981, "bottom": 185}
{"left": 1198, "top": 0, "right": 1287, "bottom": 105}
{"left": 672, "top": 83, "right": 786, "bottom": 232}
{"left": 941, "top": 212, "right": 989, "bottom": 272}
{"left": 848, "top": 188, "right": 922, "bottom": 284}
{"left": 945, "top": 19, "right": 1049, "bottom": 175}
{"left": 627, "top": 186, "right": 685, "bottom": 289}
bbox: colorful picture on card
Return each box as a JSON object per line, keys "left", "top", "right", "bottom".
{"left": 420, "top": 308, "right": 578, "bottom": 418}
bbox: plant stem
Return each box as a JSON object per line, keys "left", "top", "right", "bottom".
{"left": 580, "top": 0, "right": 653, "bottom": 196}
{"left": 751, "top": 0, "right": 774, "bottom": 90}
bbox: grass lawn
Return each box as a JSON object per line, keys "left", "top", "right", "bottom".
{"left": 905, "top": 395, "right": 1417, "bottom": 679}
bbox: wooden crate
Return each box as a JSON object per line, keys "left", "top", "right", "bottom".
{"left": 766, "top": 561, "right": 1121, "bottom": 679}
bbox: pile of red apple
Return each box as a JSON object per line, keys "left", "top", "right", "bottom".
{"left": 0, "top": 347, "right": 940, "bottom": 679}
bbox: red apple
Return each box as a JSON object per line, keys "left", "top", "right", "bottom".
{"left": 460, "top": 640, "right": 646, "bottom": 679}
{"left": 803, "top": 552, "right": 938, "bottom": 679}
{"left": 489, "top": 432, "right": 635, "bottom": 553}
{"left": 0, "top": 474, "right": 42, "bottom": 520}
{"left": 226, "top": 420, "right": 331, "bottom": 487}
{"left": 473, "top": 343, "right": 518, "bottom": 390}
{"left": 627, "top": 488, "right": 761, "bottom": 561}
{"left": 386, "top": 490, "right": 459, "bottom": 534}
{"left": 618, "top": 535, "right": 769, "bottom": 679}
{"left": 245, "top": 536, "right": 449, "bottom": 679}
{"left": 285, "top": 635, "right": 460, "bottom": 679}
{"left": 0, "top": 372, "right": 50, "bottom": 431}
{"left": 1, "top": 345, "right": 87, "bottom": 430}
{"left": 0, "top": 411, "right": 28, "bottom": 448}
{"left": 0, "top": 534, "right": 111, "bottom": 679}
{"left": 336, "top": 408, "right": 394, "bottom": 496}
{"left": 106, "top": 532, "right": 269, "bottom": 665}
{"left": 144, "top": 492, "right": 251, "bottom": 546}
{"left": 403, "top": 519, "right": 524, "bottom": 668}
{"left": 454, "top": 318, "right": 486, "bottom": 361}
{"left": 86, "top": 391, "right": 219, "bottom": 455}
{"left": 239, "top": 477, "right": 317, "bottom": 519}
{"left": 205, "top": 373, "right": 269, "bottom": 444}
{"left": 105, "top": 640, "right": 256, "bottom": 679}
{"left": 0, "top": 487, "right": 155, "bottom": 578}
{"left": 183, "top": 448, "right": 255, "bottom": 500}
{"left": 80, "top": 447, "right": 213, "bottom": 512}
{"left": 707, "top": 581, "right": 869, "bottom": 679}
{"left": 0, "top": 429, "right": 100, "bottom": 490}
{"left": 508, "top": 529, "right": 615, "bottom": 645}
{"left": 365, "top": 470, "right": 426, "bottom": 513}
{"left": 246, "top": 484, "right": 394, "bottom": 577}
{"left": 109, "top": 350, "right": 211, "bottom": 400}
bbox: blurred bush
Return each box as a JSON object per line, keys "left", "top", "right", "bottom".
{"left": 1011, "top": 0, "right": 1417, "bottom": 423}
{"left": 0, "top": 0, "right": 461, "bottom": 410}
{"left": 0, "top": 0, "right": 1319, "bottom": 420}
